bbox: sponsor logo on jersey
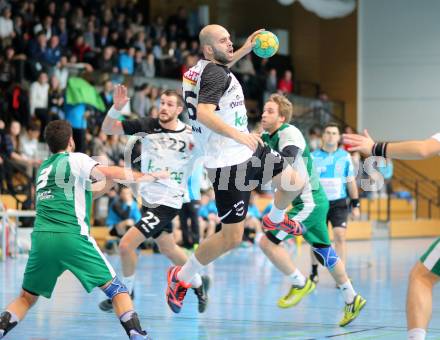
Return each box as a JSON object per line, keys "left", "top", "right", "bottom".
{"left": 192, "top": 125, "right": 202, "bottom": 133}
{"left": 230, "top": 100, "right": 244, "bottom": 109}
{"left": 234, "top": 112, "right": 247, "bottom": 127}
{"left": 183, "top": 69, "right": 199, "bottom": 85}
{"left": 227, "top": 84, "right": 237, "bottom": 94}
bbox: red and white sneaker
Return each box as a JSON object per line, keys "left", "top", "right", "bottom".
{"left": 262, "top": 215, "right": 305, "bottom": 236}
{"left": 166, "top": 266, "right": 191, "bottom": 313}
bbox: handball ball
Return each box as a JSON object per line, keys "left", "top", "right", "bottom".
{"left": 253, "top": 31, "right": 279, "bottom": 58}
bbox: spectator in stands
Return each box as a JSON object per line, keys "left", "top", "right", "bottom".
{"left": 103, "top": 135, "right": 125, "bottom": 166}
{"left": 308, "top": 125, "right": 322, "bottom": 152}
{"left": 84, "top": 20, "right": 97, "bottom": 50}
{"left": 311, "top": 92, "right": 331, "bottom": 124}
{"left": 106, "top": 186, "right": 141, "bottom": 238}
{"left": 72, "top": 34, "right": 92, "bottom": 63}
{"left": 278, "top": 69, "right": 294, "bottom": 95}
{"left": 19, "top": 120, "right": 41, "bottom": 176}
{"left": 118, "top": 47, "right": 135, "bottom": 75}
{"left": 95, "top": 24, "right": 109, "bottom": 51}
{"left": 100, "top": 79, "right": 114, "bottom": 112}
{"left": 134, "top": 50, "right": 155, "bottom": 78}
{"left": 53, "top": 55, "right": 69, "bottom": 90}
{"left": 42, "top": 15, "right": 54, "bottom": 39}
{"left": 6, "top": 120, "right": 39, "bottom": 177}
{"left": 179, "top": 165, "right": 203, "bottom": 249}
{"left": 28, "top": 31, "right": 48, "bottom": 74}
{"left": 132, "top": 83, "right": 151, "bottom": 118}
{"left": 133, "top": 31, "right": 147, "bottom": 54}
{"left": 98, "top": 46, "right": 118, "bottom": 74}
{"left": 48, "top": 75, "right": 64, "bottom": 120}
{"left": 266, "top": 68, "right": 277, "bottom": 94}
{"left": 198, "top": 189, "right": 218, "bottom": 243}
{"left": 30, "top": 72, "right": 49, "bottom": 129}
{"left": 0, "top": 46, "right": 16, "bottom": 89}
{"left": 378, "top": 158, "right": 393, "bottom": 198}
{"left": 150, "top": 15, "right": 165, "bottom": 40}
{"left": 148, "top": 105, "right": 159, "bottom": 119}
{"left": 19, "top": 120, "right": 40, "bottom": 162}
{"left": 7, "top": 82, "right": 29, "bottom": 128}
{"left": 119, "top": 28, "right": 134, "bottom": 50}
{"left": 64, "top": 103, "right": 87, "bottom": 153}
{"left": 54, "top": 17, "right": 68, "bottom": 47}
{"left": 0, "top": 6, "right": 14, "bottom": 48}
{"left": 44, "top": 35, "right": 62, "bottom": 68}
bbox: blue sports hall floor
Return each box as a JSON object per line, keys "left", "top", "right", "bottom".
{"left": 1, "top": 238, "right": 439, "bottom": 339}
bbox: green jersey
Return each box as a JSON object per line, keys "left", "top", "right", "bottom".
{"left": 34, "top": 152, "right": 98, "bottom": 235}
{"left": 262, "top": 123, "right": 328, "bottom": 207}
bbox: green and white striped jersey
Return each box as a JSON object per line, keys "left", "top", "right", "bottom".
{"left": 34, "top": 152, "right": 98, "bottom": 235}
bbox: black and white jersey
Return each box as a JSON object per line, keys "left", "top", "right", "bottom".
{"left": 182, "top": 59, "right": 253, "bottom": 168}
{"left": 122, "top": 118, "right": 194, "bottom": 209}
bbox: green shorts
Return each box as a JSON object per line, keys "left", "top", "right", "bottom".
{"left": 267, "top": 199, "right": 330, "bottom": 246}
{"left": 22, "top": 232, "right": 115, "bottom": 298}
{"left": 420, "top": 237, "right": 440, "bottom": 276}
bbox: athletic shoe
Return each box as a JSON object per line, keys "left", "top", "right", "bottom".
{"left": 193, "top": 275, "right": 210, "bottom": 313}
{"left": 129, "top": 332, "right": 153, "bottom": 340}
{"left": 0, "top": 311, "right": 18, "bottom": 339}
{"left": 309, "top": 272, "right": 319, "bottom": 284}
{"left": 99, "top": 290, "right": 135, "bottom": 313}
{"left": 339, "top": 294, "right": 367, "bottom": 327}
{"left": 262, "top": 215, "right": 305, "bottom": 236}
{"left": 277, "top": 278, "right": 316, "bottom": 308}
{"left": 166, "top": 266, "right": 191, "bottom": 313}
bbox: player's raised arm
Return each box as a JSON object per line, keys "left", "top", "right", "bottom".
{"left": 101, "top": 84, "right": 129, "bottom": 135}
{"left": 227, "top": 29, "right": 265, "bottom": 68}
{"left": 343, "top": 129, "right": 440, "bottom": 160}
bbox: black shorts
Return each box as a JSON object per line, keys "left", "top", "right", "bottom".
{"left": 327, "top": 198, "right": 349, "bottom": 228}
{"left": 135, "top": 204, "right": 179, "bottom": 239}
{"left": 207, "top": 145, "right": 287, "bottom": 224}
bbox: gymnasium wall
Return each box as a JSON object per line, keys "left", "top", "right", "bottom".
{"left": 358, "top": 0, "right": 440, "bottom": 141}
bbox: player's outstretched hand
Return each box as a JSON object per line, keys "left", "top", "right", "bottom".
{"left": 113, "top": 84, "right": 130, "bottom": 111}
{"left": 233, "top": 131, "right": 264, "bottom": 152}
{"left": 243, "top": 28, "right": 265, "bottom": 54}
{"left": 343, "top": 129, "right": 375, "bottom": 155}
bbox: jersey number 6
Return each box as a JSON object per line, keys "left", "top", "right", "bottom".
{"left": 184, "top": 91, "right": 197, "bottom": 120}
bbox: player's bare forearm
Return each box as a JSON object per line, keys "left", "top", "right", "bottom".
{"left": 102, "top": 114, "right": 123, "bottom": 135}
{"left": 386, "top": 139, "right": 440, "bottom": 160}
{"left": 92, "top": 179, "right": 116, "bottom": 199}
{"left": 227, "top": 46, "right": 248, "bottom": 68}
{"left": 92, "top": 165, "right": 143, "bottom": 182}
{"left": 346, "top": 178, "right": 359, "bottom": 199}
{"left": 197, "top": 103, "right": 239, "bottom": 139}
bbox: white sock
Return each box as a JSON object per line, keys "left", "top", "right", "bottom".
{"left": 268, "top": 205, "right": 285, "bottom": 223}
{"left": 122, "top": 274, "right": 135, "bottom": 295}
{"left": 408, "top": 328, "right": 426, "bottom": 340}
{"left": 5, "top": 311, "right": 19, "bottom": 323}
{"left": 190, "top": 273, "right": 203, "bottom": 288}
{"left": 288, "top": 268, "right": 306, "bottom": 287}
{"left": 178, "top": 254, "right": 204, "bottom": 283}
{"left": 339, "top": 280, "right": 356, "bottom": 304}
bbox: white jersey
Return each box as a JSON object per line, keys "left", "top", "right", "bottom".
{"left": 122, "top": 118, "right": 194, "bottom": 209}
{"left": 182, "top": 59, "right": 253, "bottom": 168}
